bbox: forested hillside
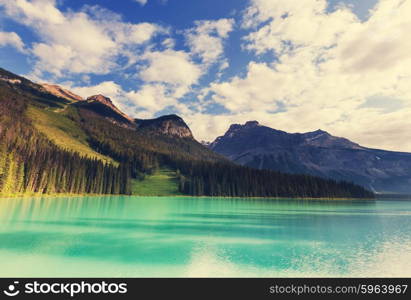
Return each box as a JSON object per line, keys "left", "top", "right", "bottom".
{"left": 0, "top": 68, "right": 374, "bottom": 198}
{"left": 0, "top": 75, "right": 129, "bottom": 195}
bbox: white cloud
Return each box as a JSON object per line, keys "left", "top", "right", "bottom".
{"left": 70, "top": 81, "right": 123, "bottom": 101}
{"left": 0, "top": 0, "right": 164, "bottom": 76}
{"left": 0, "top": 0, "right": 65, "bottom": 25}
{"left": 126, "top": 84, "right": 177, "bottom": 115}
{"left": 203, "top": 0, "right": 411, "bottom": 151}
{"left": 185, "top": 19, "right": 234, "bottom": 65}
{"left": 0, "top": 31, "right": 25, "bottom": 52}
{"left": 70, "top": 38, "right": 208, "bottom": 121}
{"left": 113, "top": 48, "right": 202, "bottom": 119}
{"left": 121, "top": 18, "right": 235, "bottom": 119}
{"left": 140, "top": 49, "right": 202, "bottom": 88}
{"left": 113, "top": 22, "right": 166, "bottom": 45}
{"left": 134, "top": 0, "right": 148, "bottom": 6}
{"left": 209, "top": 62, "right": 285, "bottom": 113}
{"left": 162, "top": 38, "right": 175, "bottom": 49}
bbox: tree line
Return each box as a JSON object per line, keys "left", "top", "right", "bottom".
{"left": 76, "top": 105, "right": 374, "bottom": 199}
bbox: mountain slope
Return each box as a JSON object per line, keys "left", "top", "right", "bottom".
{"left": 75, "top": 95, "right": 136, "bottom": 129}
{"left": 135, "top": 115, "right": 193, "bottom": 139}
{"left": 26, "top": 105, "right": 115, "bottom": 164}
{"left": 0, "top": 70, "right": 127, "bottom": 195}
{"left": 209, "top": 121, "right": 411, "bottom": 194}
{"left": 40, "top": 83, "right": 84, "bottom": 102}
{"left": 0, "top": 67, "right": 373, "bottom": 198}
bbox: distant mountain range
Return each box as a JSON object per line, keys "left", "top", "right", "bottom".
{"left": 0, "top": 67, "right": 372, "bottom": 198}
{"left": 209, "top": 121, "right": 411, "bottom": 194}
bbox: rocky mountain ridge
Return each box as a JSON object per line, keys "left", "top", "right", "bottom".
{"left": 41, "top": 83, "right": 84, "bottom": 102}
{"left": 209, "top": 121, "right": 411, "bottom": 194}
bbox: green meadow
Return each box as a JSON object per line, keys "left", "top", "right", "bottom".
{"left": 132, "top": 169, "right": 182, "bottom": 196}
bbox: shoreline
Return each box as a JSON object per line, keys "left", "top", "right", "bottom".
{"left": 0, "top": 193, "right": 376, "bottom": 201}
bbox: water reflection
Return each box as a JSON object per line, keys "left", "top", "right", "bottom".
{"left": 0, "top": 196, "right": 410, "bottom": 277}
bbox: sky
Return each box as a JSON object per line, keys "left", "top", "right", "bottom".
{"left": 1, "top": 0, "right": 410, "bottom": 152}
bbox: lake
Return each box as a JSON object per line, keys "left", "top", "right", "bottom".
{"left": 0, "top": 196, "right": 410, "bottom": 277}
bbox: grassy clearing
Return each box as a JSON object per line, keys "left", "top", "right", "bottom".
{"left": 131, "top": 169, "right": 183, "bottom": 196}
{"left": 26, "top": 105, "right": 116, "bottom": 165}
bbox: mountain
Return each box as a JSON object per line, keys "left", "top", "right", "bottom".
{"left": 41, "top": 83, "right": 84, "bottom": 102}
{"left": 0, "top": 67, "right": 373, "bottom": 198}
{"left": 209, "top": 121, "right": 411, "bottom": 194}
{"left": 75, "top": 94, "right": 136, "bottom": 129}
{"left": 135, "top": 115, "right": 193, "bottom": 139}
{"left": 75, "top": 95, "right": 193, "bottom": 137}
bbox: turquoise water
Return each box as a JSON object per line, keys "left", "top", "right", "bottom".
{"left": 0, "top": 196, "right": 410, "bottom": 277}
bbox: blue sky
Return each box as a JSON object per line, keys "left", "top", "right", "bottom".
{"left": 1, "top": 0, "right": 410, "bottom": 152}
